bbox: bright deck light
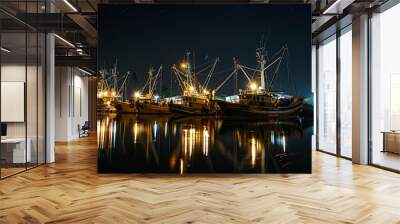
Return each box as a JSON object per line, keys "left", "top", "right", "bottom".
{"left": 134, "top": 91, "right": 141, "bottom": 98}
{"left": 189, "top": 86, "right": 195, "bottom": 92}
{"left": 180, "top": 62, "right": 188, "bottom": 69}
{"left": 249, "top": 82, "right": 258, "bottom": 91}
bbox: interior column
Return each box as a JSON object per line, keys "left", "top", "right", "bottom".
{"left": 352, "top": 14, "right": 369, "bottom": 164}
{"left": 45, "top": 0, "right": 55, "bottom": 163}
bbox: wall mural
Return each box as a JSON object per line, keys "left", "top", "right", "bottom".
{"left": 97, "top": 4, "right": 313, "bottom": 174}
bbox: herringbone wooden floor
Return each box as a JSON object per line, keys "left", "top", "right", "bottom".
{"left": 1, "top": 135, "right": 400, "bottom": 224}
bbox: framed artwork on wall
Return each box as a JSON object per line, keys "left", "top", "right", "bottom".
{"left": 97, "top": 4, "right": 313, "bottom": 174}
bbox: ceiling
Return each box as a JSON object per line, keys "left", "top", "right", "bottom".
{"left": 0, "top": 0, "right": 390, "bottom": 73}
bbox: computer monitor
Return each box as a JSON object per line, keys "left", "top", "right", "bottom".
{"left": 1, "top": 123, "right": 7, "bottom": 137}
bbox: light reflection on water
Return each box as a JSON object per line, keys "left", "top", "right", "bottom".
{"left": 98, "top": 114, "right": 312, "bottom": 173}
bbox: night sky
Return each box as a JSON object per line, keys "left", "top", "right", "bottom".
{"left": 98, "top": 4, "right": 311, "bottom": 98}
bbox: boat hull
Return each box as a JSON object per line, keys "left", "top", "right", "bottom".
{"left": 218, "top": 101, "right": 303, "bottom": 117}
{"left": 168, "top": 102, "right": 219, "bottom": 116}
{"left": 116, "top": 102, "right": 171, "bottom": 114}
{"left": 97, "top": 105, "right": 117, "bottom": 113}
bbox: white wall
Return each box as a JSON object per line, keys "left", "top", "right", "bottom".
{"left": 55, "top": 67, "right": 69, "bottom": 140}
{"left": 70, "top": 72, "right": 89, "bottom": 138}
{"left": 55, "top": 66, "right": 89, "bottom": 141}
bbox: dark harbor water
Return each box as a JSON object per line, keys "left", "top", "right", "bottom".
{"left": 98, "top": 114, "right": 312, "bottom": 174}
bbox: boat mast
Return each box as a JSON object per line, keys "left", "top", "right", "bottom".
{"left": 112, "top": 60, "right": 118, "bottom": 93}
{"left": 147, "top": 66, "right": 154, "bottom": 96}
{"left": 202, "top": 57, "right": 219, "bottom": 91}
{"left": 172, "top": 52, "right": 219, "bottom": 98}
{"left": 256, "top": 42, "right": 267, "bottom": 91}
{"left": 118, "top": 71, "right": 129, "bottom": 100}
{"left": 185, "top": 52, "right": 193, "bottom": 87}
{"left": 150, "top": 66, "right": 163, "bottom": 96}
{"left": 228, "top": 38, "right": 288, "bottom": 95}
{"left": 97, "top": 70, "right": 109, "bottom": 93}
{"left": 234, "top": 57, "right": 238, "bottom": 94}
{"left": 141, "top": 65, "right": 163, "bottom": 99}
{"left": 172, "top": 52, "right": 196, "bottom": 96}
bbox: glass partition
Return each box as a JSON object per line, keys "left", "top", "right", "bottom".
{"left": 0, "top": 1, "right": 46, "bottom": 179}
{"left": 27, "top": 30, "right": 38, "bottom": 169}
{"left": 317, "top": 35, "right": 337, "bottom": 154}
{"left": 312, "top": 45, "right": 317, "bottom": 150}
{"left": 1, "top": 31, "right": 28, "bottom": 178}
{"left": 370, "top": 3, "right": 400, "bottom": 171}
{"left": 38, "top": 32, "right": 45, "bottom": 165}
{"left": 339, "top": 27, "right": 352, "bottom": 158}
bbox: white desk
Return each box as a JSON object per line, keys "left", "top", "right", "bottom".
{"left": 1, "top": 138, "right": 31, "bottom": 163}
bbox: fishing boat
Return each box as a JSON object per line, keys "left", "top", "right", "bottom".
{"left": 97, "top": 62, "right": 130, "bottom": 113}
{"left": 116, "top": 65, "right": 171, "bottom": 114}
{"left": 216, "top": 41, "right": 304, "bottom": 117}
{"left": 168, "top": 95, "right": 220, "bottom": 116}
{"left": 168, "top": 52, "right": 221, "bottom": 116}
{"left": 117, "top": 100, "right": 170, "bottom": 114}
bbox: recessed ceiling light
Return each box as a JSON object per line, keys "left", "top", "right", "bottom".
{"left": 322, "top": 0, "right": 355, "bottom": 15}
{"left": 54, "top": 34, "right": 75, "bottom": 48}
{"left": 78, "top": 67, "right": 92, "bottom": 76}
{"left": 63, "top": 0, "right": 78, "bottom": 12}
{"left": 1, "top": 47, "right": 11, "bottom": 53}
